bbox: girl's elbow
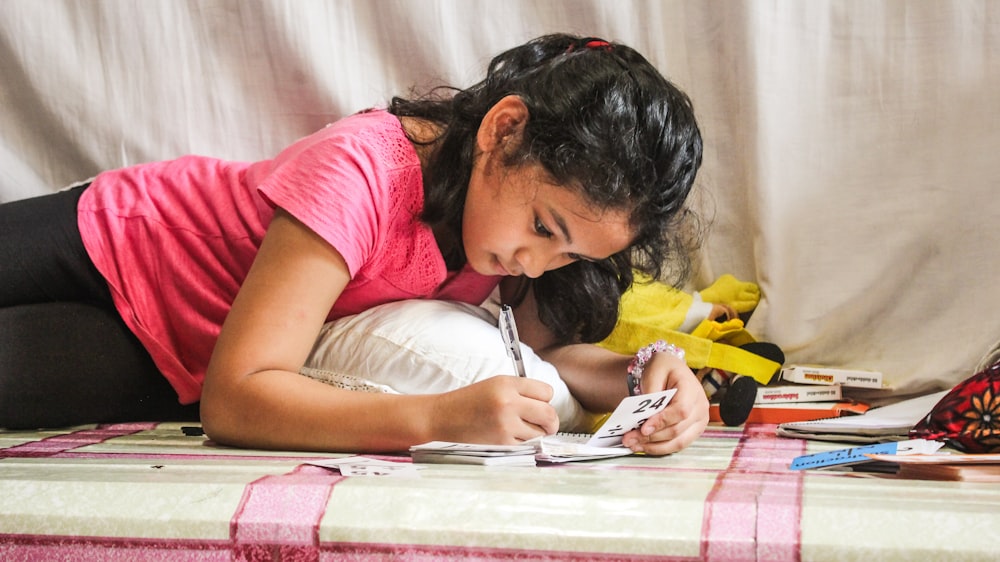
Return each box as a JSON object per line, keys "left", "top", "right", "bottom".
{"left": 198, "top": 386, "right": 238, "bottom": 445}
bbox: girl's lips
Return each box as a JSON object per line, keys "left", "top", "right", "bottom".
{"left": 494, "top": 257, "right": 515, "bottom": 277}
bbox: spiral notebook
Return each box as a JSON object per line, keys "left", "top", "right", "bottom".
{"left": 775, "top": 391, "right": 947, "bottom": 443}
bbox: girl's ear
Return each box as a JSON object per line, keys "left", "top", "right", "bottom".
{"left": 476, "top": 95, "right": 529, "bottom": 153}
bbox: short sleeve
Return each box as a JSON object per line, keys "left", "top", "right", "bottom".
{"left": 250, "top": 110, "right": 485, "bottom": 318}
{"left": 255, "top": 125, "right": 388, "bottom": 277}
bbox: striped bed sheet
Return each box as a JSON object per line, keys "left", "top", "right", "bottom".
{"left": 1, "top": 422, "right": 997, "bottom": 561}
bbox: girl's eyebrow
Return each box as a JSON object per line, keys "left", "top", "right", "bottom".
{"left": 549, "top": 208, "right": 599, "bottom": 262}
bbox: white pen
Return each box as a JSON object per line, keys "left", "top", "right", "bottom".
{"left": 499, "top": 304, "right": 527, "bottom": 377}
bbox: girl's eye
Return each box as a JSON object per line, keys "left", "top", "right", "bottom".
{"left": 534, "top": 217, "right": 553, "bottom": 238}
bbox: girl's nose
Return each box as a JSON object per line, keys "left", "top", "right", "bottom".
{"left": 516, "top": 248, "right": 571, "bottom": 279}
{"left": 519, "top": 258, "right": 545, "bottom": 279}
{"left": 515, "top": 248, "right": 546, "bottom": 279}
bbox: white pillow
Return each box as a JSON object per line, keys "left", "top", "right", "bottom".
{"left": 300, "top": 299, "right": 591, "bottom": 432}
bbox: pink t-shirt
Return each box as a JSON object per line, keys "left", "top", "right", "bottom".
{"left": 78, "top": 110, "right": 499, "bottom": 404}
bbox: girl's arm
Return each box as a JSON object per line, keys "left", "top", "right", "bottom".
{"left": 504, "top": 278, "right": 709, "bottom": 455}
{"left": 200, "top": 210, "right": 559, "bottom": 452}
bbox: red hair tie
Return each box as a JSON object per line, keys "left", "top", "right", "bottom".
{"left": 584, "top": 40, "right": 612, "bottom": 50}
{"left": 567, "top": 38, "right": 613, "bottom": 53}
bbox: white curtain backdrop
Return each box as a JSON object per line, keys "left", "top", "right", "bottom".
{"left": 2, "top": 0, "right": 997, "bottom": 397}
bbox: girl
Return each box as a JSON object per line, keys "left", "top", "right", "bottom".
{"left": 0, "top": 34, "right": 707, "bottom": 455}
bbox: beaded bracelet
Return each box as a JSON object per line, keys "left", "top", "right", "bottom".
{"left": 626, "top": 340, "right": 686, "bottom": 396}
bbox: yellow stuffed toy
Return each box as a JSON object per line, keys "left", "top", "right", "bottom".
{"left": 601, "top": 273, "right": 760, "bottom": 351}
{"left": 599, "top": 273, "right": 785, "bottom": 426}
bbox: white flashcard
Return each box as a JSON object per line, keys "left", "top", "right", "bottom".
{"left": 587, "top": 389, "right": 677, "bottom": 447}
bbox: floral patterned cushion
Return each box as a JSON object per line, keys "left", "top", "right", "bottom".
{"left": 910, "top": 361, "right": 1000, "bottom": 453}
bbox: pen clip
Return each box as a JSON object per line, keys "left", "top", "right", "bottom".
{"left": 499, "top": 304, "right": 527, "bottom": 377}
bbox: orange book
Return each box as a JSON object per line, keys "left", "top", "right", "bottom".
{"left": 710, "top": 400, "right": 870, "bottom": 425}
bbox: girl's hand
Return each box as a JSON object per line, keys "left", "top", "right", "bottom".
{"left": 431, "top": 375, "right": 560, "bottom": 444}
{"left": 621, "top": 352, "right": 708, "bottom": 455}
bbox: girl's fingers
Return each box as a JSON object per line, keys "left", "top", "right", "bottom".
{"left": 622, "top": 387, "right": 709, "bottom": 455}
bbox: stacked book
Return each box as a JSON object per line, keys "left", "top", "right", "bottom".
{"left": 711, "top": 365, "right": 885, "bottom": 424}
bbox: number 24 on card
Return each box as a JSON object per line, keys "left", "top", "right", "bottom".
{"left": 588, "top": 389, "right": 677, "bottom": 446}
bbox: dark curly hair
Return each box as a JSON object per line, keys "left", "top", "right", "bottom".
{"left": 389, "top": 33, "right": 703, "bottom": 344}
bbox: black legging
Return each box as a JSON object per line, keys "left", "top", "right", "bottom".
{"left": 0, "top": 186, "right": 199, "bottom": 428}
